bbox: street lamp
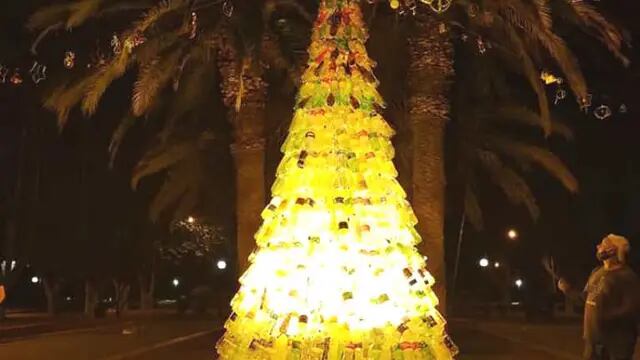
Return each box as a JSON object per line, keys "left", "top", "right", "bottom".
{"left": 31, "top": 276, "right": 39, "bottom": 284}
{"left": 507, "top": 228, "right": 518, "bottom": 240}
{"left": 479, "top": 257, "right": 489, "bottom": 268}
{"left": 172, "top": 278, "right": 180, "bottom": 287}
{"left": 514, "top": 278, "right": 524, "bottom": 288}
{"left": 216, "top": 259, "right": 227, "bottom": 270}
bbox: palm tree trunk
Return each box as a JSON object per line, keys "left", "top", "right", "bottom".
{"left": 407, "top": 15, "right": 454, "bottom": 314}
{"left": 219, "top": 33, "right": 268, "bottom": 275}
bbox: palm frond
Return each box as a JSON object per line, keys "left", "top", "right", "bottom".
{"left": 81, "top": 51, "right": 134, "bottom": 117}
{"left": 497, "top": 20, "right": 552, "bottom": 134}
{"left": 131, "top": 140, "right": 195, "bottom": 189}
{"left": 132, "top": 0, "right": 187, "bottom": 34}
{"left": 487, "top": 137, "right": 579, "bottom": 193}
{"left": 108, "top": 113, "right": 137, "bottom": 168}
{"left": 27, "top": 4, "right": 71, "bottom": 30}
{"left": 66, "top": 0, "right": 104, "bottom": 29}
{"left": 477, "top": 150, "right": 540, "bottom": 220}
{"left": 464, "top": 186, "right": 484, "bottom": 230}
{"left": 492, "top": 106, "right": 573, "bottom": 140}
{"left": 133, "top": 48, "right": 184, "bottom": 116}
{"left": 560, "top": 0, "right": 629, "bottom": 65}
{"left": 44, "top": 78, "right": 94, "bottom": 128}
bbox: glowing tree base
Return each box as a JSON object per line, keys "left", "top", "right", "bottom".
{"left": 216, "top": 0, "right": 457, "bottom": 358}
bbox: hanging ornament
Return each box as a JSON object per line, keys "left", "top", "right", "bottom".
{"left": 594, "top": 104, "right": 612, "bottom": 120}
{"left": 29, "top": 61, "right": 47, "bottom": 84}
{"left": 0, "top": 65, "right": 8, "bottom": 83}
{"left": 423, "top": 0, "right": 452, "bottom": 13}
{"left": 189, "top": 12, "right": 198, "bottom": 39}
{"left": 405, "top": 0, "right": 417, "bottom": 14}
{"left": 477, "top": 37, "right": 486, "bottom": 54}
{"left": 540, "top": 71, "right": 560, "bottom": 85}
{"left": 389, "top": 0, "right": 400, "bottom": 9}
{"left": 579, "top": 94, "right": 593, "bottom": 114}
{"left": 619, "top": 104, "right": 628, "bottom": 114}
{"left": 111, "top": 33, "right": 122, "bottom": 55}
{"left": 123, "top": 32, "right": 146, "bottom": 54}
{"left": 222, "top": 0, "right": 234, "bottom": 17}
{"left": 10, "top": 69, "right": 23, "bottom": 85}
{"left": 63, "top": 51, "right": 76, "bottom": 69}
{"left": 554, "top": 87, "right": 567, "bottom": 105}
{"left": 467, "top": 3, "right": 479, "bottom": 17}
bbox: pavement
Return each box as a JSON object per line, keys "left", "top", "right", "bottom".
{"left": 2, "top": 313, "right": 638, "bottom": 359}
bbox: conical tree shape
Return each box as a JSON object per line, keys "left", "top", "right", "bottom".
{"left": 216, "top": 0, "right": 458, "bottom": 358}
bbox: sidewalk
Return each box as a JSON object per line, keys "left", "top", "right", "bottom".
{"left": 452, "top": 318, "right": 640, "bottom": 360}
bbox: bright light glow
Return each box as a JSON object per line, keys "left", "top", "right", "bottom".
{"left": 172, "top": 278, "right": 180, "bottom": 287}
{"left": 216, "top": 1, "right": 457, "bottom": 358}
{"left": 216, "top": 259, "right": 227, "bottom": 270}
{"left": 187, "top": 216, "right": 195, "bottom": 224}
{"left": 479, "top": 258, "right": 490, "bottom": 268}
{"left": 31, "top": 276, "right": 39, "bottom": 284}
{"left": 515, "top": 278, "right": 524, "bottom": 288}
{"left": 507, "top": 228, "right": 518, "bottom": 240}
{"left": 494, "top": 262, "right": 501, "bottom": 268}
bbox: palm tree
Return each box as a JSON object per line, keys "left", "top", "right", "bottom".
{"left": 28, "top": 0, "right": 310, "bottom": 273}
{"left": 401, "top": 0, "right": 625, "bottom": 312}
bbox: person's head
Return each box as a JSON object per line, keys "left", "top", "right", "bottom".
{"left": 596, "top": 234, "right": 630, "bottom": 266}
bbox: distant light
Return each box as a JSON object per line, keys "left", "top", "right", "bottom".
{"left": 172, "top": 278, "right": 180, "bottom": 287}
{"left": 187, "top": 216, "right": 195, "bottom": 224}
{"left": 479, "top": 258, "right": 490, "bottom": 268}
{"left": 511, "top": 301, "right": 521, "bottom": 306}
{"left": 494, "top": 262, "right": 501, "bottom": 268}
{"left": 507, "top": 229, "right": 518, "bottom": 240}
{"left": 216, "top": 259, "right": 227, "bottom": 270}
{"left": 515, "top": 278, "right": 524, "bottom": 288}
{"left": 31, "top": 276, "right": 39, "bottom": 284}
{"left": 10, "top": 260, "right": 16, "bottom": 271}
{"left": 66, "top": 296, "right": 72, "bottom": 301}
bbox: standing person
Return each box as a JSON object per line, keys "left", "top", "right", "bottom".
{"left": 558, "top": 234, "right": 640, "bottom": 360}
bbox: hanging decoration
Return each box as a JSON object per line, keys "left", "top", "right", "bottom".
{"left": 216, "top": 0, "right": 457, "bottom": 359}
{"left": 10, "top": 69, "right": 23, "bottom": 85}
{"left": 593, "top": 104, "right": 612, "bottom": 120}
{"left": 618, "top": 104, "right": 628, "bottom": 114}
{"left": 579, "top": 94, "right": 593, "bottom": 114}
{"left": 189, "top": 12, "right": 198, "bottom": 39}
{"left": 63, "top": 51, "right": 76, "bottom": 69}
{"left": 222, "top": 0, "right": 234, "bottom": 17}
{"left": 0, "top": 65, "right": 8, "bottom": 83}
{"left": 111, "top": 33, "right": 122, "bottom": 55}
{"left": 29, "top": 61, "right": 47, "bottom": 84}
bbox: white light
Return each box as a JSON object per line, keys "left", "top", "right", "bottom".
{"left": 31, "top": 276, "right": 39, "bottom": 284}
{"left": 172, "top": 278, "right": 180, "bottom": 287}
{"left": 515, "top": 278, "right": 524, "bottom": 288}
{"left": 10, "top": 260, "right": 16, "bottom": 271}
{"left": 187, "top": 216, "right": 195, "bottom": 224}
{"left": 216, "top": 259, "right": 227, "bottom": 270}
{"left": 507, "top": 229, "right": 518, "bottom": 240}
{"left": 494, "top": 262, "right": 501, "bottom": 268}
{"left": 66, "top": 296, "right": 72, "bottom": 301}
{"left": 479, "top": 258, "right": 489, "bottom": 268}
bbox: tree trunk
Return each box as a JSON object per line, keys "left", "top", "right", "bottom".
{"left": 407, "top": 15, "right": 454, "bottom": 314}
{"left": 84, "top": 280, "right": 98, "bottom": 318}
{"left": 219, "top": 32, "right": 268, "bottom": 275}
{"left": 113, "top": 279, "right": 130, "bottom": 317}
{"left": 138, "top": 272, "right": 155, "bottom": 310}
{"left": 43, "top": 276, "right": 60, "bottom": 316}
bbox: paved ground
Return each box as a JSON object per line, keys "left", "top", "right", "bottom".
{"left": 4, "top": 314, "right": 634, "bottom": 359}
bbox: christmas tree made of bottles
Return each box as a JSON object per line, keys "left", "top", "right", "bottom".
{"left": 216, "top": 0, "right": 457, "bottom": 358}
